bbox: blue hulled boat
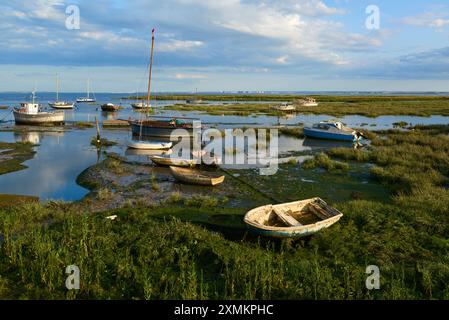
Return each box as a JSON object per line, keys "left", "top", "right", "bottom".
{"left": 304, "top": 121, "right": 361, "bottom": 142}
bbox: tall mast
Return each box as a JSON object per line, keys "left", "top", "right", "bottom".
{"left": 147, "top": 28, "right": 155, "bottom": 108}
{"left": 87, "top": 78, "right": 90, "bottom": 99}
{"left": 56, "top": 73, "right": 59, "bottom": 102}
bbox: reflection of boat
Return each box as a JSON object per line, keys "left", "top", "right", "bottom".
{"left": 244, "top": 198, "right": 343, "bottom": 239}
{"left": 125, "top": 148, "right": 173, "bottom": 157}
{"left": 304, "top": 121, "right": 360, "bottom": 142}
{"left": 101, "top": 103, "right": 120, "bottom": 112}
{"left": 128, "top": 140, "right": 172, "bottom": 150}
{"left": 150, "top": 155, "right": 196, "bottom": 167}
{"left": 169, "top": 166, "right": 225, "bottom": 186}
{"left": 274, "top": 102, "right": 295, "bottom": 112}
{"left": 296, "top": 97, "right": 318, "bottom": 107}
{"left": 14, "top": 132, "right": 40, "bottom": 144}
{"left": 48, "top": 74, "right": 74, "bottom": 109}
{"left": 76, "top": 79, "right": 96, "bottom": 103}
{"left": 14, "top": 91, "right": 65, "bottom": 125}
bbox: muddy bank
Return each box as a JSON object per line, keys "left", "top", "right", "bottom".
{"left": 76, "top": 153, "right": 270, "bottom": 213}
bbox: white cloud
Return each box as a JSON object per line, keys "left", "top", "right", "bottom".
{"left": 175, "top": 73, "right": 207, "bottom": 79}
{"left": 158, "top": 40, "right": 204, "bottom": 52}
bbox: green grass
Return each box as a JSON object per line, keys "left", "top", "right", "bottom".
{"left": 302, "top": 153, "right": 350, "bottom": 172}
{"left": 279, "top": 127, "right": 305, "bottom": 139}
{"left": 1, "top": 126, "right": 449, "bottom": 299}
{"left": 157, "top": 95, "right": 449, "bottom": 117}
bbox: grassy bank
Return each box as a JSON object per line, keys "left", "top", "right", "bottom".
{"left": 0, "top": 126, "right": 448, "bottom": 299}
{"left": 160, "top": 95, "right": 449, "bottom": 117}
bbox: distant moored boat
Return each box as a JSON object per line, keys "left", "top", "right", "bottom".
{"left": 304, "top": 121, "right": 361, "bottom": 142}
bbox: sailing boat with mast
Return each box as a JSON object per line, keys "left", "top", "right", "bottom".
{"left": 48, "top": 74, "right": 74, "bottom": 109}
{"left": 127, "top": 28, "right": 173, "bottom": 150}
{"left": 76, "top": 78, "right": 96, "bottom": 103}
{"left": 128, "top": 28, "right": 200, "bottom": 138}
{"left": 131, "top": 29, "right": 154, "bottom": 110}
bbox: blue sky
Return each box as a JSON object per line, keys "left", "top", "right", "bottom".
{"left": 1, "top": 0, "right": 449, "bottom": 92}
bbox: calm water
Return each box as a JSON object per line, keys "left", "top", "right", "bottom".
{"left": 1, "top": 92, "right": 448, "bottom": 201}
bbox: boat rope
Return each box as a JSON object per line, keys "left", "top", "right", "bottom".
{"left": 0, "top": 108, "right": 13, "bottom": 123}
{"left": 218, "top": 166, "right": 283, "bottom": 204}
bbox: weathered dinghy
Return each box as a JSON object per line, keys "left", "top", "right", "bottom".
{"left": 169, "top": 166, "right": 225, "bottom": 186}
{"left": 149, "top": 155, "right": 196, "bottom": 167}
{"left": 244, "top": 198, "right": 343, "bottom": 238}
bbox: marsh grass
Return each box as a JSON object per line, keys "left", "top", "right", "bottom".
{"left": 302, "top": 153, "right": 350, "bottom": 172}
{"left": 1, "top": 126, "right": 449, "bottom": 299}
{"left": 279, "top": 127, "right": 304, "bottom": 139}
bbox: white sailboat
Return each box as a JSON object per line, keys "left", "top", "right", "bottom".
{"left": 131, "top": 30, "right": 154, "bottom": 110}
{"left": 76, "top": 78, "right": 96, "bottom": 103}
{"left": 48, "top": 74, "right": 74, "bottom": 109}
{"left": 128, "top": 28, "right": 171, "bottom": 150}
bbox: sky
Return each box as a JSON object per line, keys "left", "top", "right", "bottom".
{"left": 1, "top": 0, "right": 449, "bottom": 92}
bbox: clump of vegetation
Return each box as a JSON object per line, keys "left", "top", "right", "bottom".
{"left": 97, "top": 188, "right": 113, "bottom": 200}
{"left": 393, "top": 121, "right": 408, "bottom": 128}
{"left": 151, "top": 175, "right": 160, "bottom": 191}
{"left": 90, "top": 137, "right": 117, "bottom": 148}
{"left": 183, "top": 195, "right": 221, "bottom": 208}
{"left": 73, "top": 122, "right": 94, "bottom": 128}
{"left": 302, "top": 153, "right": 349, "bottom": 172}
{"left": 105, "top": 158, "right": 125, "bottom": 175}
{"left": 279, "top": 127, "right": 304, "bottom": 139}
{"left": 0, "top": 141, "right": 36, "bottom": 175}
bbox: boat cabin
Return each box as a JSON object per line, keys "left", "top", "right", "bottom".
{"left": 18, "top": 103, "right": 40, "bottom": 115}
{"left": 312, "top": 121, "right": 344, "bottom": 131}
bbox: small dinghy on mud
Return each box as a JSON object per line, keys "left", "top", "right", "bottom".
{"left": 149, "top": 155, "right": 196, "bottom": 167}
{"left": 244, "top": 198, "right": 343, "bottom": 238}
{"left": 169, "top": 166, "right": 225, "bottom": 186}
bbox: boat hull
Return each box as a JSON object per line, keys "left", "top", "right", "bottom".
{"left": 130, "top": 122, "right": 195, "bottom": 138}
{"left": 169, "top": 166, "right": 225, "bottom": 186}
{"left": 150, "top": 156, "right": 196, "bottom": 167}
{"left": 244, "top": 198, "right": 343, "bottom": 239}
{"left": 127, "top": 141, "right": 172, "bottom": 150}
{"left": 76, "top": 99, "right": 96, "bottom": 103}
{"left": 13, "top": 110, "right": 65, "bottom": 125}
{"left": 49, "top": 103, "right": 74, "bottom": 109}
{"left": 304, "top": 127, "right": 357, "bottom": 142}
{"left": 101, "top": 105, "right": 120, "bottom": 112}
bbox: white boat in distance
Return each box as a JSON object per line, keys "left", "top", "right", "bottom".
{"left": 274, "top": 102, "right": 295, "bottom": 112}
{"left": 76, "top": 78, "right": 96, "bottom": 103}
{"left": 14, "top": 91, "right": 65, "bottom": 125}
{"left": 131, "top": 101, "right": 152, "bottom": 109}
{"left": 296, "top": 97, "right": 318, "bottom": 107}
{"left": 48, "top": 74, "right": 74, "bottom": 109}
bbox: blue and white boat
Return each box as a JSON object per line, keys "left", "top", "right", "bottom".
{"left": 304, "top": 121, "right": 361, "bottom": 142}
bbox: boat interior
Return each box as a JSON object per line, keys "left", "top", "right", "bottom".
{"left": 255, "top": 200, "right": 338, "bottom": 227}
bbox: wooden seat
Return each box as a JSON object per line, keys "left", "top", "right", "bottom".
{"left": 273, "top": 207, "right": 302, "bottom": 227}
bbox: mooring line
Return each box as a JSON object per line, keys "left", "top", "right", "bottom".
{"left": 218, "top": 166, "right": 283, "bottom": 204}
